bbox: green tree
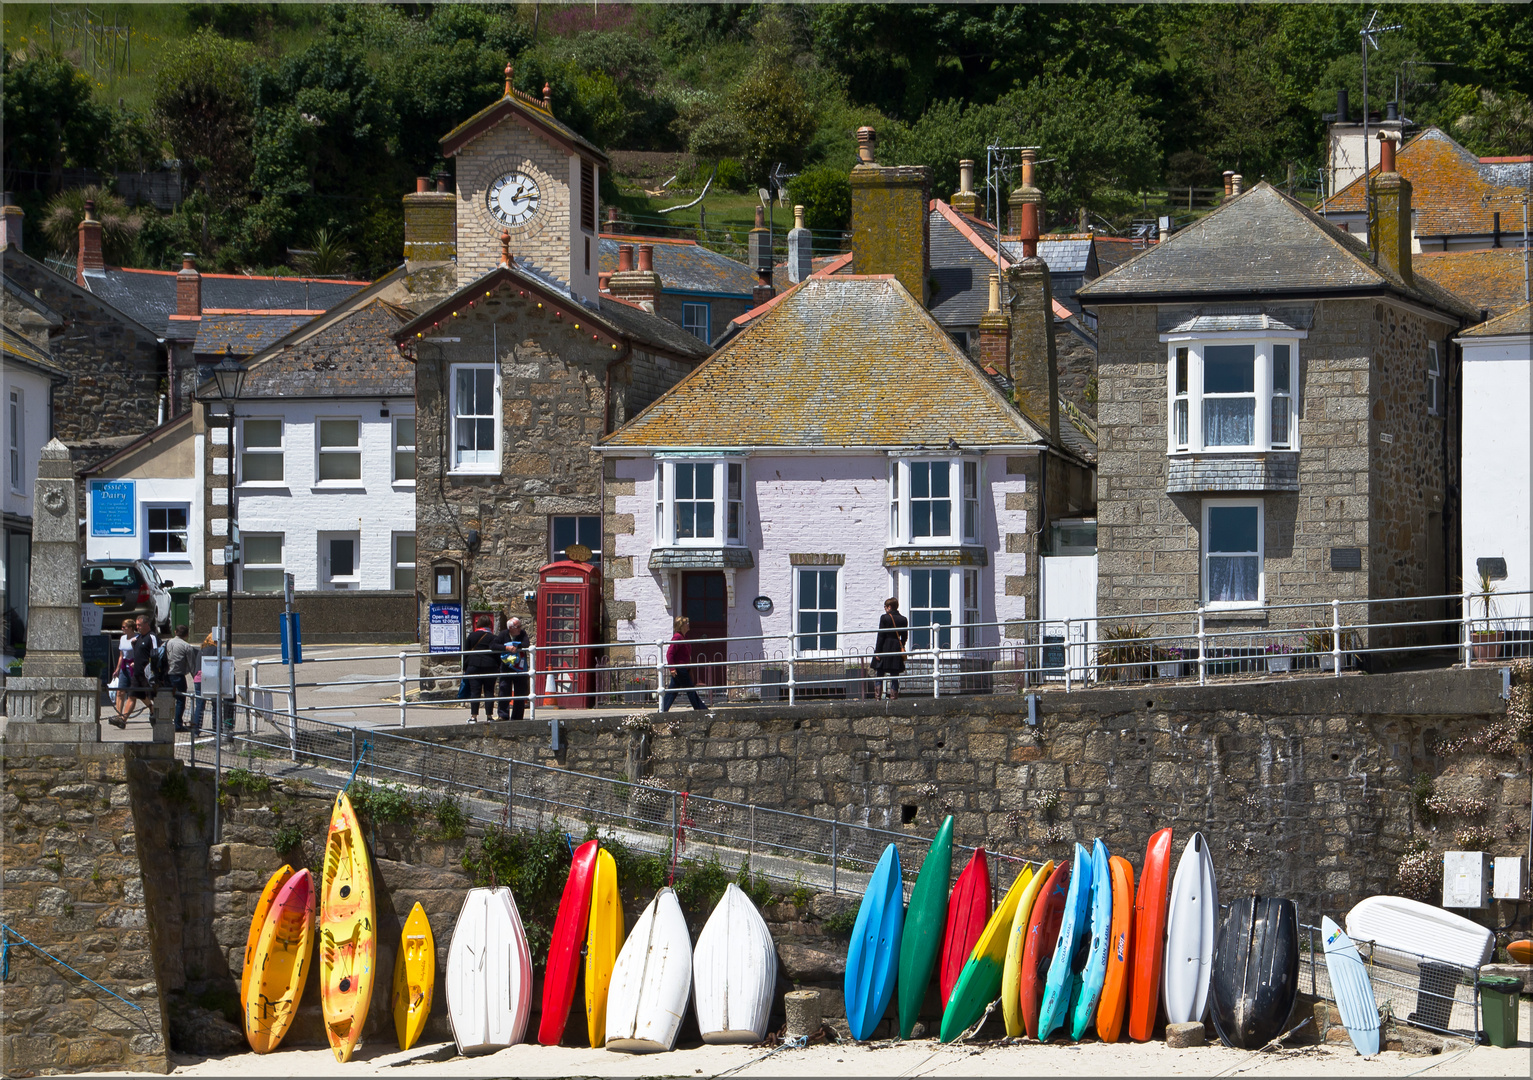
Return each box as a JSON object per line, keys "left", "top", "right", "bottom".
{"left": 1, "top": 50, "right": 116, "bottom": 192}
{"left": 787, "top": 164, "right": 852, "bottom": 235}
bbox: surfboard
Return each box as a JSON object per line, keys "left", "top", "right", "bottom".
{"left": 241, "top": 865, "right": 292, "bottom": 1021}
{"left": 585, "top": 847, "right": 624, "bottom": 1048}
{"left": 319, "top": 790, "right": 376, "bottom": 1063}
{"left": 1162, "top": 831, "right": 1217, "bottom": 1026}
{"left": 844, "top": 843, "right": 905, "bottom": 1041}
{"left": 1128, "top": 827, "right": 1173, "bottom": 1041}
{"left": 245, "top": 868, "right": 313, "bottom": 1054}
{"left": 1069, "top": 839, "right": 1113, "bottom": 1039}
{"left": 940, "top": 862, "right": 1034, "bottom": 1042}
{"left": 897, "top": 816, "right": 953, "bottom": 1039}
{"left": 1210, "top": 895, "right": 1298, "bottom": 1049}
{"left": 445, "top": 887, "right": 532, "bottom": 1055}
{"left": 1321, "top": 916, "right": 1380, "bottom": 1057}
{"left": 1094, "top": 855, "right": 1135, "bottom": 1043}
{"left": 1002, "top": 859, "right": 1054, "bottom": 1037}
{"left": 940, "top": 847, "right": 990, "bottom": 1009}
{"left": 1021, "top": 858, "right": 1071, "bottom": 1040}
{"left": 391, "top": 902, "right": 435, "bottom": 1050}
{"left": 693, "top": 883, "right": 777, "bottom": 1044}
{"left": 539, "top": 838, "right": 598, "bottom": 1045}
{"left": 1037, "top": 843, "right": 1092, "bottom": 1041}
{"left": 605, "top": 887, "right": 693, "bottom": 1053}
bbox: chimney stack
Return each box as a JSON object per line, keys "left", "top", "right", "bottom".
{"left": 1231, "top": 174, "right": 1243, "bottom": 196}
{"left": 607, "top": 243, "right": 662, "bottom": 312}
{"left": 1372, "top": 131, "right": 1412, "bottom": 282}
{"left": 748, "top": 205, "right": 775, "bottom": 303}
{"left": 1222, "top": 171, "right": 1235, "bottom": 200}
{"left": 787, "top": 204, "right": 813, "bottom": 283}
{"left": 606, "top": 206, "right": 619, "bottom": 231}
{"left": 616, "top": 243, "right": 634, "bottom": 272}
{"left": 176, "top": 254, "right": 202, "bottom": 318}
{"left": 402, "top": 175, "right": 456, "bottom": 266}
{"left": 849, "top": 125, "right": 932, "bottom": 304}
{"left": 951, "top": 159, "right": 979, "bottom": 215}
{"left": 1005, "top": 168, "right": 1060, "bottom": 447}
{"left": 2, "top": 193, "right": 21, "bottom": 252}
{"left": 1009, "top": 149, "right": 1043, "bottom": 255}
{"left": 76, "top": 199, "right": 104, "bottom": 284}
{"left": 977, "top": 272, "right": 1010, "bottom": 371}
{"left": 1335, "top": 88, "right": 1349, "bottom": 122}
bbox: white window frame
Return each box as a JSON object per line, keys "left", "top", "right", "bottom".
{"left": 653, "top": 458, "right": 747, "bottom": 548}
{"left": 1163, "top": 335, "right": 1303, "bottom": 454}
{"left": 681, "top": 302, "right": 711, "bottom": 341}
{"left": 887, "top": 457, "right": 981, "bottom": 546}
{"left": 1201, "top": 498, "right": 1264, "bottom": 610}
{"left": 450, "top": 363, "right": 501, "bottom": 474}
{"left": 1427, "top": 342, "right": 1441, "bottom": 416}
{"left": 903, "top": 566, "right": 960, "bottom": 652}
{"left": 316, "top": 417, "right": 362, "bottom": 484}
{"left": 241, "top": 533, "right": 285, "bottom": 593}
{"left": 794, "top": 566, "right": 841, "bottom": 656}
{"left": 239, "top": 417, "right": 285, "bottom": 485}
{"left": 8, "top": 387, "right": 22, "bottom": 494}
{"left": 144, "top": 504, "right": 190, "bottom": 560}
{"left": 319, "top": 532, "right": 361, "bottom": 590}
{"left": 392, "top": 414, "right": 417, "bottom": 484}
{"left": 393, "top": 532, "right": 416, "bottom": 592}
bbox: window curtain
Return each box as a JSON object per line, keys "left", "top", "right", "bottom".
{"left": 1207, "top": 554, "right": 1259, "bottom": 602}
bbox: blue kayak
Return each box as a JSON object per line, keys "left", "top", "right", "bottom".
{"left": 845, "top": 843, "right": 905, "bottom": 1041}
{"left": 1068, "top": 839, "right": 1113, "bottom": 1039}
{"left": 1036, "top": 842, "right": 1091, "bottom": 1041}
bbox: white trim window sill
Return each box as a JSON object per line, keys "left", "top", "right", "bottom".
{"left": 310, "top": 486, "right": 367, "bottom": 494}
{"left": 1203, "top": 606, "right": 1268, "bottom": 622}
{"left": 235, "top": 484, "right": 291, "bottom": 494}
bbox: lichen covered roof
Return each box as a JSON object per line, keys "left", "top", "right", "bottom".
{"left": 598, "top": 236, "right": 757, "bottom": 297}
{"left": 1460, "top": 302, "right": 1531, "bottom": 338}
{"left": 1415, "top": 249, "right": 1531, "bottom": 319}
{"left": 193, "top": 312, "right": 317, "bottom": 357}
{"left": 241, "top": 301, "right": 413, "bottom": 398}
{"left": 603, "top": 276, "right": 1048, "bottom": 449}
{"left": 1, "top": 321, "right": 67, "bottom": 379}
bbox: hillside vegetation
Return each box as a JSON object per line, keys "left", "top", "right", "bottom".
{"left": 3, "top": 3, "right": 1528, "bottom": 278}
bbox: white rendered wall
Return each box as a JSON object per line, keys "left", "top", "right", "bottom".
{"left": 1461, "top": 334, "right": 1533, "bottom": 618}
{"left": 85, "top": 464, "right": 206, "bottom": 590}
{"left": 2, "top": 365, "right": 52, "bottom": 521}
{"left": 233, "top": 400, "right": 415, "bottom": 591}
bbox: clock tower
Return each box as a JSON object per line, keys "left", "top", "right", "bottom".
{"left": 440, "top": 66, "right": 606, "bottom": 304}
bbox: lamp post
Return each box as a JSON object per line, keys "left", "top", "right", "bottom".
{"left": 198, "top": 355, "right": 248, "bottom": 724}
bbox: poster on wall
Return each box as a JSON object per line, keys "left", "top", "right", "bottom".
{"left": 429, "top": 603, "right": 463, "bottom": 653}
{"left": 89, "top": 479, "right": 136, "bottom": 536}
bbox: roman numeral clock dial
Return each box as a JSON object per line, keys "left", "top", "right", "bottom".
{"left": 488, "top": 172, "right": 541, "bottom": 227}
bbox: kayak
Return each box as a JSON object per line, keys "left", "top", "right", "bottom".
{"left": 539, "top": 839, "right": 599, "bottom": 1045}
{"left": 940, "top": 848, "right": 991, "bottom": 1009}
{"left": 245, "top": 869, "right": 314, "bottom": 1054}
{"left": 319, "top": 791, "right": 376, "bottom": 1063}
{"left": 1020, "top": 859, "right": 1071, "bottom": 1039}
{"left": 585, "top": 847, "right": 624, "bottom": 1047}
{"left": 1068, "top": 839, "right": 1113, "bottom": 1039}
{"left": 940, "top": 863, "right": 1034, "bottom": 1042}
{"left": 1036, "top": 843, "right": 1091, "bottom": 1041}
{"left": 1127, "top": 827, "right": 1173, "bottom": 1041}
{"left": 1094, "top": 855, "right": 1135, "bottom": 1042}
{"left": 1002, "top": 859, "right": 1054, "bottom": 1037}
{"left": 844, "top": 843, "right": 905, "bottom": 1041}
{"left": 391, "top": 902, "right": 435, "bottom": 1050}
{"left": 897, "top": 816, "right": 954, "bottom": 1039}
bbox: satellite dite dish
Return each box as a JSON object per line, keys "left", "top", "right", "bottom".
{"left": 566, "top": 544, "right": 592, "bottom": 563}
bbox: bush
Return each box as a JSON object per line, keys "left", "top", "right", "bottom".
{"left": 347, "top": 780, "right": 417, "bottom": 825}
{"left": 224, "top": 768, "right": 271, "bottom": 798}
{"left": 273, "top": 824, "right": 303, "bottom": 857}
{"left": 787, "top": 164, "right": 852, "bottom": 235}
{"left": 432, "top": 795, "right": 467, "bottom": 841}
{"left": 714, "top": 157, "right": 749, "bottom": 193}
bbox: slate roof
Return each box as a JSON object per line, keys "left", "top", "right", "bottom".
{"left": 85, "top": 268, "right": 368, "bottom": 338}
{"left": 602, "top": 276, "right": 1049, "bottom": 449}
{"left": 1, "top": 322, "right": 67, "bottom": 380}
{"left": 240, "top": 301, "right": 412, "bottom": 398}
{"left": 928, "top": 203, "right": 1085, "bottom": 323}
{"left": 1459, "top": 302, "right": 1531, "bottom": 339}
{"left": 598, "top": 236, "right": 757, "bottom": 297}
{"left": 1077, "top": 182, "right": 1478, "bottom": 320}
{"left": 1325, "top": 128, "right": 1532, "bottom": 237}
{"left": 1092, "top": 236, "right": 1145, "bottom": 273}
{"left": 192, "top": 313, "right": 318, "bottom": 358}
{"left": 1415, "top": 249, "right": 1531, "bottom": 319}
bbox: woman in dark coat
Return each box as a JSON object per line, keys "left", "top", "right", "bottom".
{"left": 872, "top": 597, "right": 908, "bottom": 700}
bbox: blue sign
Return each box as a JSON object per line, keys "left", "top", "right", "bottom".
{"left": 280, "top": 612, "right": 303, "bottom": 665}
{"left": 90, "top": 480, "right": 135, "bottom": 536}
{"left": 429, "top": 603, "right": 463, "bottom": 653}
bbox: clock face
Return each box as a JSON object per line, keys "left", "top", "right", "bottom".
{"left": 488, "top": 172, "right": 541, "bottom": 227}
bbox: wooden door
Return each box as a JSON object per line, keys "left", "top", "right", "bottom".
{"left": 682, "top": 571, "right": 728, "bottom": 690}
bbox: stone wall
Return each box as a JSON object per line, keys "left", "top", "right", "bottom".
{"left": 0, "top": 744, "right": 173, "bottom": 1076}
{"left": 189, "top": 591, "right": 417, "bottom": 645}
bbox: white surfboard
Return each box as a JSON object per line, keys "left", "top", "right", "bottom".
{"left": 693, "top": 883, "right": 777, "bottom": 1044}
{"left": 1344, "top": 895, "right": 1494, "bottom": 969}
{"left": 606, "top": 887, "right": 693, "bottom": 1053}
{"left": 446, "top": 887, "right": 532, "bottom": 1055}
{"left": 1162, "top": 831, "right": 1218, "bottom": 1025}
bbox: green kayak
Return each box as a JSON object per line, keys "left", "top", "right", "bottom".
{"left": 897, "top": 815, "right": 954, "bottom": 1038}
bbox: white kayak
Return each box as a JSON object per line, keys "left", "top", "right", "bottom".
{"left": 1162, "top": 831, "right": 1218, "bottom": 1024}
{"left": 1344, "top": 895, "right": 1494, "bottom": 969}
{"left": 606, "top": 887, "right": 694, "bottom": 1053}
{"left": 693, "top": 883, "right": 777, "bottom": 1044}
{"left": 446, "top": 887, "right": 532, "bottom": 1055}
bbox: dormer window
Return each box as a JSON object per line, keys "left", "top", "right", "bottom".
{"left": 888, "top": 457, "right": 981, "bottom": 545}
{"left": 1164, "top": 338, "right": 1300, "bottom": 453}
{"left": 654, "top": 459, "right": 745, "bottom": 547}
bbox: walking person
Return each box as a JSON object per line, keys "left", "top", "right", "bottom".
{"left": 872, "top": 597, "right": 908, "bottom": 700}
{"left": 164, "top": 625, "right": 200, "bottom": 732}
{"left": 660, "top": 616, "right": 706, "bottom": 712}
{"left": 462, "top": 614, "right": 502, "bottom": 722}
{"left": 109, "top": 617, "right": 137, "bottom": 726}
{"left": 191, "top": 632, "right": 217, "bottom": 735}
{"left": 114, "top": 615, "right": 159, "bottom": 726}
{"left": 498, "top": 616, "right": 531, "bottom": 722}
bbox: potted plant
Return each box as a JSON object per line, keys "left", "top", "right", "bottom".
{"left": 1154, "top": 645, "right": 1184, "bottom": 678}
{"left": 1267, "top": 642, "right": 1295, "bottom": 673}
{"left": 1096, "top": 623, "right": 1153, "bottom": 682}
{"left": 1304, "top": 627, "right": 1360, "bottom": 670}
{"left": 1471, "top": 567, "right": 1502, "bottom": 662}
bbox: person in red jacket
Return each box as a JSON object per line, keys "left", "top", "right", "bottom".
{"left": 660, "top": 615, "right": 706, "bottom": 712}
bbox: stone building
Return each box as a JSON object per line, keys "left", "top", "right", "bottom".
{"left": 1078, "top": 160, "right": 1478, "bottom": 653}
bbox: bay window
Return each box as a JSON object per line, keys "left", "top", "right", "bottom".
{"left": 1165, "top": 338, "right": 1300, "bottom": 453}
{"left": 888, "top": 457, "right": 982, "bottom": 545}
{"left": 903, "top": 566, "right": 982, "bottom": 651}
{"left": 653, "top": 458, "right": 747, "bottom": 547}
{"left": 1203, "top": 500, "right": 1263, "bottom": 608}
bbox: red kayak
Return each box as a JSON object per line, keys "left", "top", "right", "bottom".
{"left": 939, "top": 848, "right": 990, "bottom": 1009}
{"left": 1020, "top": 859, "right": 1070, "bottom": 1039}
{"left": 538, "top": 839, "right": 599, "bottom": 1045}
{"left": 1127, "top": 828, "right": 1173, "bottom": 1042}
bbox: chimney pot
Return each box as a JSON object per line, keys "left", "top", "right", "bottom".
{"left": 636, "top": 244, "right": 654, "bottom": 273}
{"left": 987, "top": 272, "right": 1000, "bottom": 315}
{"left": 617, "top": 243, "right": 634, "bottom": 272}
{"left": 434, "top": 173, "right": 448, "bottom": 194}
{"left": 2, "top": 197, "right": 22, "bottom": 252}
{"left": 856, "top": 126, "right": 877, "bottom": 165}
{"left": 606, "top": 206, "right": 619, "bottom": 228}
{"left": 787, "top": 206, "right": 812, "bottom": 283}
{"left": 959, "top": 160, "right": 974, "bottom": 194}
{"left": 1336, "top": 88, "right": 1349, "bottom": 122}
{"left": 1385, "top": 100, "right": 1399, "bottom": 123}
{"left": 76, "top": 201, "right": 105, "bottom": 283}
{"left": 1378, "top": 130, "right": 1398, "bottom": 173}
{"left": 1223, "top": 171, "right": 1234, "bottom": 198}
{"left": 416, "top": 176, "right": 429, "bottom": 194}
{"left": 1020, "top": 148, "right": 1036, "bottom": 190}
{"left": 1231, "top": 174, "right": 1243, "bottom": 196}
{"left": 84, "top": 198, "right": 96, "bottom": 221}
{"left": 608, "top": 243, "right": 662, "bottom": 311}
{"left": 793, "top": 204, "right": 806, "bottom": 230}
{"left": 543, "top": 82, "right": 553, "bottom": 113}
{"left": 754, "top": 204, "right": 765, "bottom": 229}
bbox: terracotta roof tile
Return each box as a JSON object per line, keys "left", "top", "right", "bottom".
{"left": 1415, "top": 249, "right": 1531, "bottom": 319}
{"left": 1460, "top": 301, "right": 1531, "bottom": 338}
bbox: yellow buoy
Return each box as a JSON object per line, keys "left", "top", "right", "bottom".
{"left": 320, "top": 791, "right": 376, "bottom": 1062}
{"left": 584, "top": 847, "right": 624, "bottom": 1047}
{"left": 392, "top": 902, "right": 435, "bottom": 1050}
{"left": 241, "top": 865, "right": 293, "bottom": 1013}
{"left": 245, "top": 868, "right": 314, "bottom": 1053}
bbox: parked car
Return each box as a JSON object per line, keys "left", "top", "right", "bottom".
{"left": 81, "top": 560, "right": 173, "bottom": 634}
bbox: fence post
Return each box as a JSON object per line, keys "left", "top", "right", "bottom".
{"left": 1063, "top": 617, "right": 1072, "bottom": 692}
{"left": 398, "top": 651, "right": 409, "bottom": 727}
{"left": 670, "top": 790, "right": 679, "bottom": 872}
{"left": 787, "top": 652, "right": 796, "bottom": 707}
{"left": 932, "top": 646, "right": 940, "bottom": 698}
{"left": 748, "top": 804, "right": 756, "bottom": 876}
{"left": 831, "top": 820, "right": 839, "bottom": 896}
{"left": 1197, "top": 608, "right": 1208, "bottom": 686}
{"left": 1331, "top": 599, "right": 1342, "bottom": 677}
{"left": 1463, "top": 590, "right": 1475, "bottom": 669}
{"left": 528, "top": 644, "right": 537, "bottom": 726}
{"left": 506, "top": 759, "right": 514, "bottom": 829}
{"left": 350, "top": 727, "right": 357, "bottom": 773}
{"left": 656, "top": 644, "right": 667, "bottom": 710}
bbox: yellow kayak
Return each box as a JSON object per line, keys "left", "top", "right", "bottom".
{"left": 392, "top": 902, "right": 435, "bottom": 1050}
{"left": 1001, "top": 860, "right": 1054, "bottom": 1036}
{"left": 585, "top": 847, "right": 625, "bottom": 1047}
{"left": 242, "top": 865, "right": 293, "bottom": 1013}
{"left": 940, "top": 862, "right": 1035, "bottom": 1042}
{"left": 246, "top": 868, "right": 314, "bottom": 1053}
{"left": 320, "top": 791, "right": 376, "bottom": 1062}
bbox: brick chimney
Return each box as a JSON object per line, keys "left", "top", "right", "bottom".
{"left": 176, "top": 254, "right": 202, "bottom": 317}
{"left": 76, "top": 199, "right": 104, "bottom": 284}
{"left": 1372, "top": 131, "right": 1412, "bottom": 283}
{"left": 402, "top": 175, "right": 456, "bottom": 266}
{"left": 1008, "top": 149, "right": 1043, "bottom": 255}
{"left": 616, "top": 243, "right": 634, "bottom": 272}
{"left": 748, "top": 205, "right": 774, "bottom": 304}
{"left": 978, "top": 272, "right": 1009, "bottom": 371}
{"left": 951, "top": 159, "right": 979, "bottom": 215}
{"left": 1222, "top": 171, "right": 1235, "bottom": 200}
{"left": 849, "top": 126, "right": 931, "bottom": 304}
{"left": 2, "top": 194, "right": 22, "bottom": 251}
{"left": 787, "top": 204, "right": 813, "bottom": 283}
{"left": 607, "top": 243, "right": 662, "bottom": 311}
{"left": 1005, "top": 158, "right": 1060, "bottom": 447}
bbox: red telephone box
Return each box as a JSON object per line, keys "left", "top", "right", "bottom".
{"left": 535, "top": 559, "right": 602, "bottom": 708}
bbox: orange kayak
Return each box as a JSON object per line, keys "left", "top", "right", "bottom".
{"left": 940, "top": 848, "right": 990, "bottom": 1009}
{"left": 241, "top": 865, "right": 293, "bottom": 1012}
{"left": 1128, "top": 828, "right": 1173, "bottom": 1042}
{"left": 320, "top": 791, "right": 376, "bottom": 1062}
{"left": 1096, "top": 855, "right": 1136, "bottom": 1042}
{"left": 245, "top": 869, "right": 314, "bottom": 1053}
{"left": 1508, "top": 939, "right": 1532, "bottom": 964}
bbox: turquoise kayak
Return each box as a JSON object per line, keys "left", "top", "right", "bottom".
{"left": 1068, "top": 839, "right": 1113, "bottom": 1039}
{"left": 845, "top": 843, "right": 905, "bottom": 1041}
{"left": 897, "top": 816, "right": 953, "bottom": 1039}
{"left": 1036, "top": 842, "right": 1091, "bottom": 1041}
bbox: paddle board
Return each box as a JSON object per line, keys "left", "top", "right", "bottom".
{"left": 445, "top": 886, "right": 532, "bottom": 1055}
{"left": 1210, "top": 895, "right": 1298, "bottom": 1050}
{"left": 244, "top": 868, "right": 314, "bottom": 1054}
{"left": 941, "top": 863, "right": 1034, "bottom": 1042}
{"left": 693, "top": 883, "right": 777, "bottom": 1044}
{"left": 897, "top": 816, "right": 954, "bottom": 1039}
{"left": 1002, "top": 859, "right": 1054, "bottom": 1037}
{"left": 539, "top": 838, "right": 598, "bottom": 1045}
{"left": 1162, "top": 830, "right": 1217, "bottom": 1026}
{"left": 1321, "top": 916, "right": 1380, "bottom": 1057}
{"left": 1094, "top": 854, "right": 1135, "bottom": 1043}
{"left": 844, "top": 843, "right": 905, "bottom": 1041}
{"left": 940, "top": 848, "right": 990, "bottom": 1009}
{"left": 1128, "top": 827, "right": 1172, "bottom": 1041}
{"left": 605, "top": 887, "right": 693, "bottom": 1053}
{"left": 585, "top": 847, "right": 625, "bottom": 1048}
{"left": 1069, "top": 839, "right": 1113, "bottom": 1039}
{"left": 391, "top": 902, "right": 435, "bottom": 1050}
{"left": 319, "top": 790, "right": 376, "bottom": 1062}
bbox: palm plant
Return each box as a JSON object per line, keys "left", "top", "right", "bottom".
{"left": 41, "top": 185, "right": 142, "bottom": 263}
{"left": 293, "top": 228, "right": 354, "bottom": 277}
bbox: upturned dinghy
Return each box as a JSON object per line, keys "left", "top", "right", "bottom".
{"left": 693, "top": 883, "right": 777, "bottom": 1043}
{"left": 1162, "top": 831, "right": 1217, "bottom": 1026}
{"left": 1210, "top": 895, "right": 1298, "bottom": 1049}
{"left": 606, "top": 887, "right": 693, "bottom": 1053}
{"left": 445, "top": 887, "right": 532, "bottom": 1054}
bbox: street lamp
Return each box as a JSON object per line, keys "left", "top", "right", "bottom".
{"left": 198, "top": 355, "right": 248, "bottom": 734}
